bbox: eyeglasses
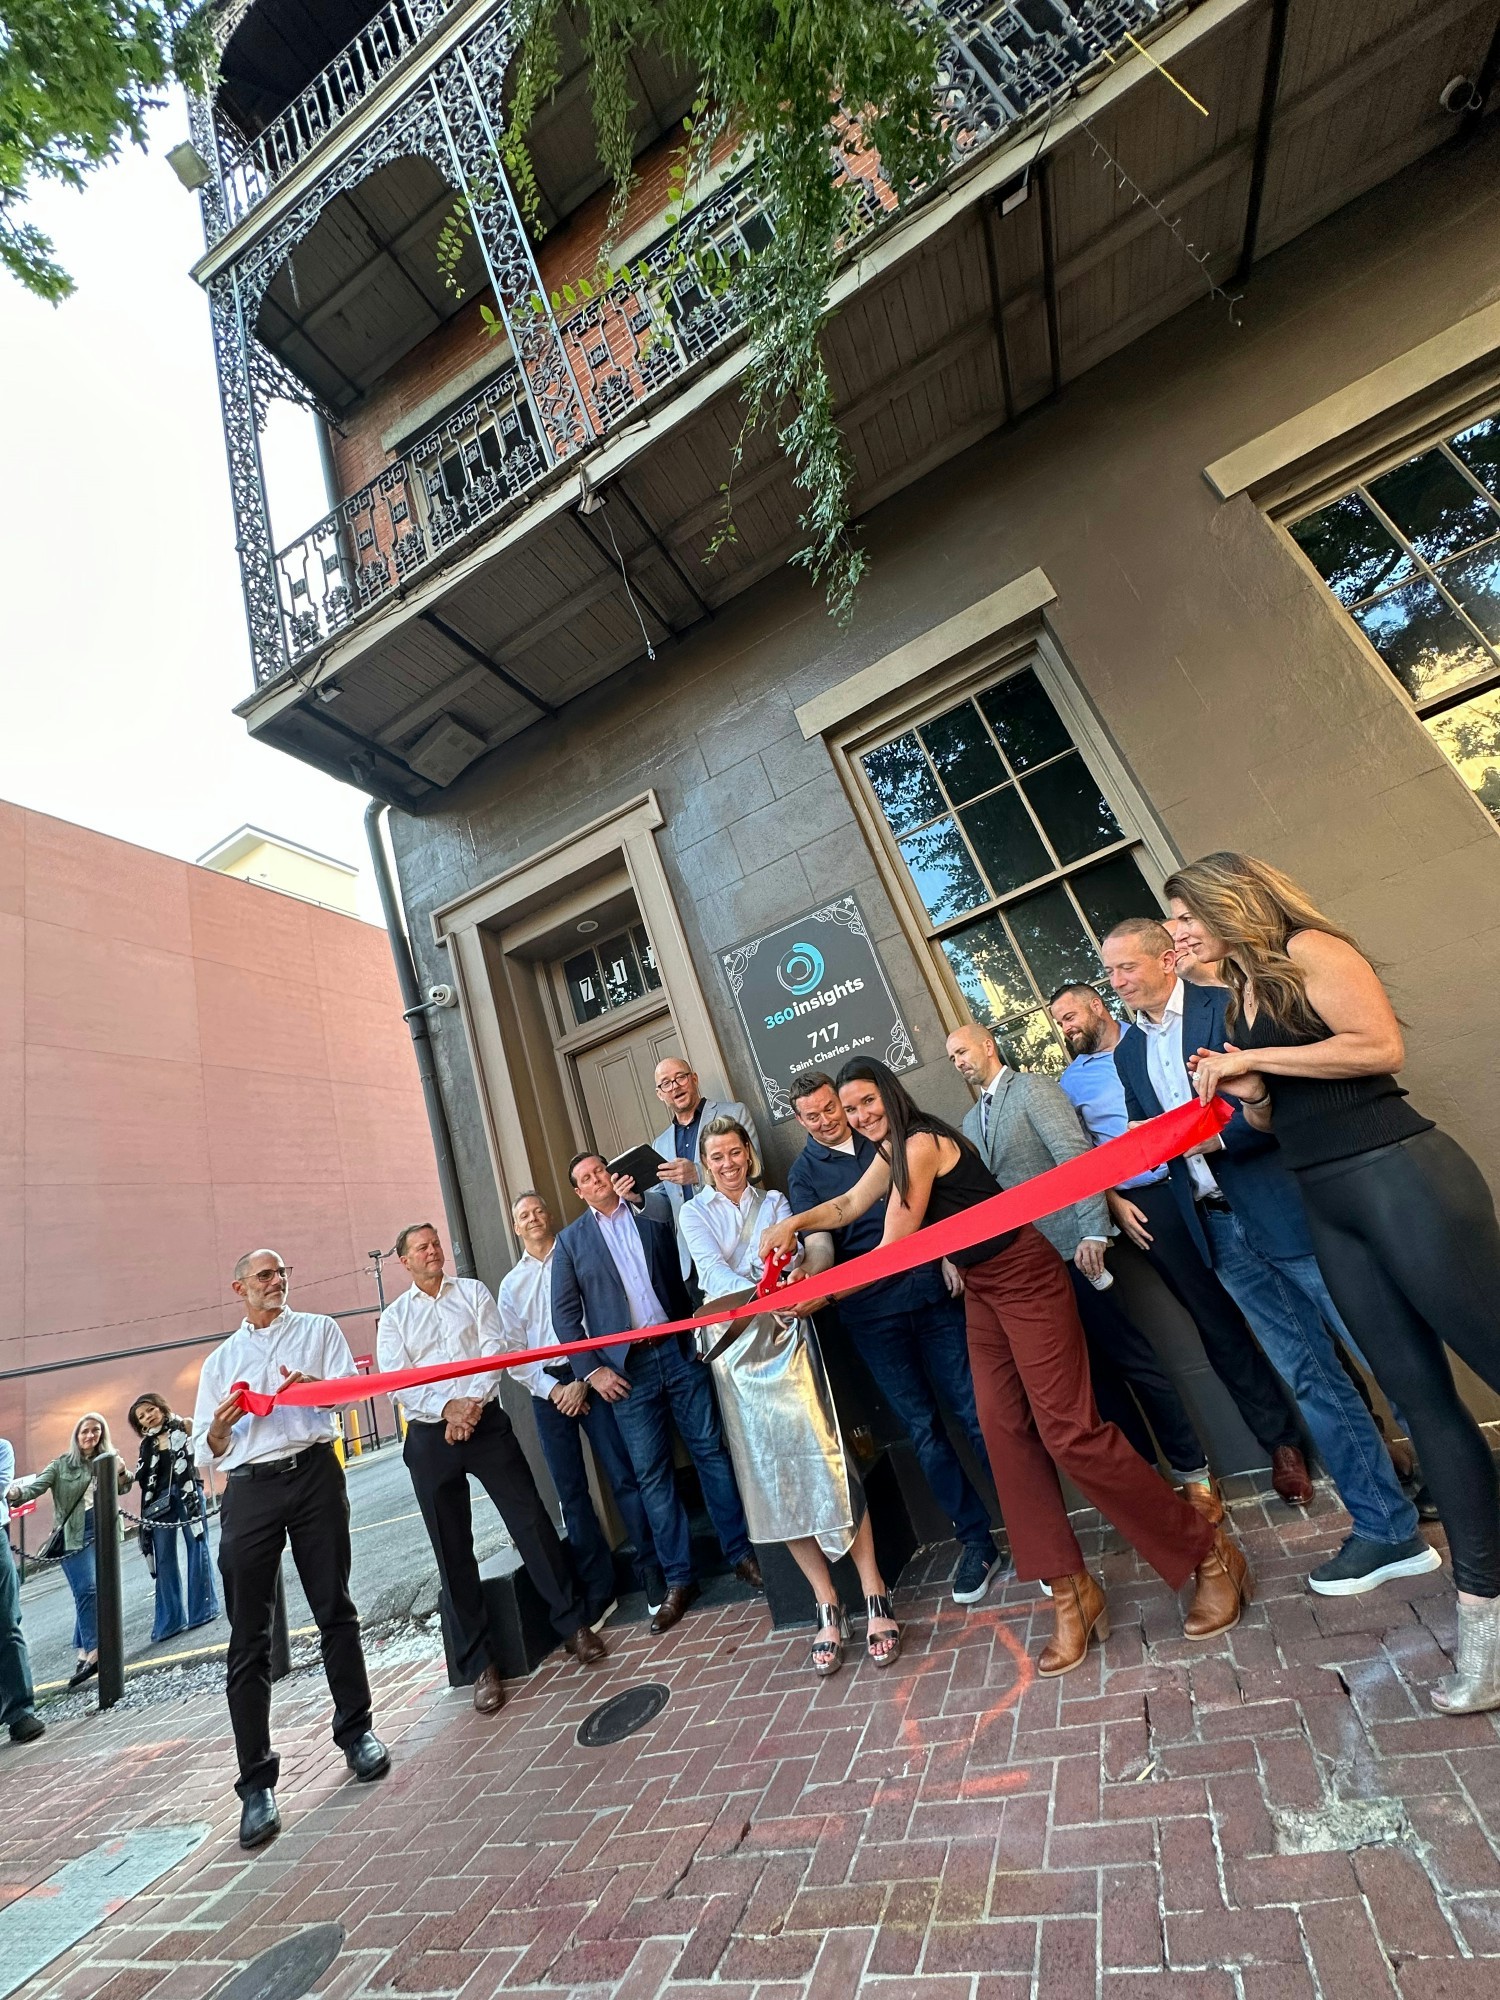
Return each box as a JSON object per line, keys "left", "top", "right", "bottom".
{"left": 655, "top": 1073, "right": 695, "bottom": 1094}
{"left": 245, "top": 1266, "right": 290, "bottom": 1284}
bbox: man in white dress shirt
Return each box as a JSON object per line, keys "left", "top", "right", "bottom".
{"left": 378, "top": 1223, "right": 605, "bottom": 1719}
{"left": 194, "top": 1248, "right": 389, "bottom": 1851}
{"left": 498, "top": 1193, "right": 663, "bottom": 1623}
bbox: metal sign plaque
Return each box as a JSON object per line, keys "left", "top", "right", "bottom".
{"left": 720, "top": 895, "right": 919, "bottom": 1124}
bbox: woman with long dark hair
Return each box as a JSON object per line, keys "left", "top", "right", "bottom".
{"left": 761, "top": 1059, "right": 1252, "bottom": 1676}
{"left": 1171, "top": 850, "right": 1500, "bottom": 1714}
{"left": 127, "top": 1393, "right": 218, "bottom": 1643}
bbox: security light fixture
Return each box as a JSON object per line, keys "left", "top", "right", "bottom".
{"left": 167, "top": 143, "right": 213, "bottom": 191}
{"left": 576, "top": 469, "right": 607, "bottom": 516}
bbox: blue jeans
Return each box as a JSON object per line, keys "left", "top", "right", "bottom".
{"left": 846, "top": 1294, "right": 996, "bottom": 1550}
{"left": 146, "top": 1497, "right": 219, "bottom": 1642}
{"left": 1201, "top": 1206, "right": 1418, "bottom": 1544}
{"left": 610, "top": 1338, "right": 752, "bottom": 1588}
{"left": 0, "top": 1543, "right": 37, "bottom": 1729}
{"left": 533, "top": 1391, "right": 658, "bottom": 1611}
{"left": 61, "top": 1513, "right": 97, "bottom": 1653}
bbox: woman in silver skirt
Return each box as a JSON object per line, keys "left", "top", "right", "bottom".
{"left": 679, "top": 1115, "right": 900, "bottom": 1673}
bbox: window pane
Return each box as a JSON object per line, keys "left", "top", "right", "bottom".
{"left": 1006, "top": 883, "right": 1100, "bottom": 995}
{"left": 919, "top": 703, "right": 1006, "bottom": 805}
{"left": 977, "top": 669, "right": 1072, "bottom": 770}
{"left": 598, "top": 934, "right": 645, "bottom": 1009}
{"left": 898, "top": 817, "right": 985, "bottom": 920}
{"left": 863, "top": 733, "right": 943, "bottom": 834}
{"left": 1425, "top": 687, "right": 1500, "bottom": 824}
{"left": 1451, "top": 417, "right": 1500, "bottom": 501}
{"left": 1436, "top": 543, "right": 1500, "bottom": 646}
{"left": 1070, "top": 851, "right": 1161, "bottom": 942}
{"left": 1021, "top": 752, "right": 1123, "bottom": 863}
{"left": 1353, "top": 580, "right": 1493, "bottom": 703}
{"left": 1367, "top": 451, "right": 1500, "bottom": 562}
{"left": 564, "top": 950, "right": 606, "bottom": 1023}
{"left": 959, "top": 786, "right": 1052, "bottom": 895}
{"left": 941, "top": 914, "right": 1035, "bottom": 1024}
{"left": 632, "top": 923, "right": 662, "bottom": 990}
{"left": 996, "top": 1009, "right": 1065, "bottom": 1075}
{"left": 1289, "top": 493, "right": 1414, "bottom": 604}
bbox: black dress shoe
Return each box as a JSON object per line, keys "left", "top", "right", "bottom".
{"left": 650, "top": 1583, "right": 700, "bottom": 1635}
{"left": 343, "top": 1731, "right": 391, "bottom": 1781}
{"left": 238, "top": 1787, "right": 281, "bottom": 1850}
{"left": 9, "top": 1714, "right": 45, "bottom": 1744}
{"left": 733, "top": 1555, "right": 764, "bottom": 1592}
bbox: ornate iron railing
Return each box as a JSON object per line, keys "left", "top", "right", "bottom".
{"left": 236, "top": 0, "right": 1178, "bottom": 673}
{"left": 216, "top": 0, "right": 462, "bottom": 226}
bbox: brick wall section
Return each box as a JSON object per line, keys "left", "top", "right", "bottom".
{"left": 331, "top": 121, "right": 742, "bottom": 500}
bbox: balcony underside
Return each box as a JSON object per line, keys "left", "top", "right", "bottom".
{"left": 239, "top": 0, "right": 1500, "bottom": 803}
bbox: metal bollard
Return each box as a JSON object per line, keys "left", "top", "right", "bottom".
{"left": 270, "top": 1565, "right": 291, "bottom": 1682}
{"left": 93, "top": 1453, "right": 125, "bottom": 1710}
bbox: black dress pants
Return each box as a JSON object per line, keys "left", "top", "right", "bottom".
{"left": 1068, "top": 1265, "right": 1209, "bottom": 1477}
{"left": 218, "top": 1442, "right": 370, "bottom": 1798}
{"left": 1132, "top": 1178, "right": 1300, "bottom": 1455}
{"left": 403, "top": 1401, "right": 585, "bottom": 1680}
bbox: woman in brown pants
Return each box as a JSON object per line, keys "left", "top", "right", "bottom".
{"left": 762, "top": 1059, "right": 1251, "bottom": 1675}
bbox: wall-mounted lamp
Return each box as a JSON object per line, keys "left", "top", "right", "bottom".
{"left": 167, "top": 143, "right": 213, "bottom": 191}
{"left": 576, "top": 469, "right": 607, "bottom": 516}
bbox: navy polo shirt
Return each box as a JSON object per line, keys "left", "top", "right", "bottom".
{"left": 786, "top": 1133, "right": 947, "bottom": 1319}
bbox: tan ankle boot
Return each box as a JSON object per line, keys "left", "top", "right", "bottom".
{"left": 1038, "top": 1572, "right": 1109, "bottom": 1677}
{"left": 1183, "top": 1529, "right": 1252, "bottom": 1639}
{"left": 1175, "top": 1478, "right": 1225, "bottom": 1527}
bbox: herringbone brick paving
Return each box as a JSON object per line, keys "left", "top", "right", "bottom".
{"left": 4, "top": 1484, "right": 1499, "bottom": 1998}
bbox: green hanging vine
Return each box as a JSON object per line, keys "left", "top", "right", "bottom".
{"left": 487, "top": 0, "right": 948, "bottom": 621}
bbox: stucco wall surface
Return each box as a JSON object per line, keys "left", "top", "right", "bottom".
{"left": 391, "top": 122, "right": 1500, "bottom": 1274}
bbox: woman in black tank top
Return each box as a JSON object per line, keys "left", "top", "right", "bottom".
{"left": 1167, "top": 851, "right": 1500, "bottom": 1714}
{"left": 762, "top": 1059, "right": 1250, "bottom": 1677}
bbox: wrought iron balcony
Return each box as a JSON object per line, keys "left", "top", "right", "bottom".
{"left": 215, "top": 0, "right": 1180, "bottom": 684}
{"left": 210, "top": 0, "right": 463, "bottom": 233}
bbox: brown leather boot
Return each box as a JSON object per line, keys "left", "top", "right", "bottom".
{"left": 1183, "top": 1529, "right": 1252, "bottom": 1639}
{"left": 1175, "top": 1478, "right": 1225, "bottom": 1527}
{"left": 1038, "top": 1572, "right": 1109, "bottom": 1677}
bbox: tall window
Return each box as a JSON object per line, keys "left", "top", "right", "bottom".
{"left": 858, "top": 663, "right": 1162, "bottom": 1071}
{"left": 1289, "top": 413, "right": 1500, "bottom": 821}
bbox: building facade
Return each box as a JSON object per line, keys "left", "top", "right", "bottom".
{"left": 0, "top": 804, "right": 443, "bottom": 1471}
{"left": 193, "top": 0, "right": 1500, "bottom": 1457}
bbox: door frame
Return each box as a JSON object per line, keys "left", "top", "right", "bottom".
{"left": 429, "top": 790, "right": 732, "bottom": 1241}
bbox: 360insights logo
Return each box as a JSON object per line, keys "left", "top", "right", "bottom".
{"left": 776, "top": 942, "right": 826, "bottom": 996}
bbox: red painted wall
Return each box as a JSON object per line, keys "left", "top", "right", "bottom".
{"left": 0, "top": 801, "right": 445, "bottom": 1479}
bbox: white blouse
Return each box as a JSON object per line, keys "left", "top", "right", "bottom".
{"left": 679, "top": 1185, "right": 796, "bottom": 1302}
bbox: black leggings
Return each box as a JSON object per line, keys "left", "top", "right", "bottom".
{"left": 1296, "top": 1128, "right": 1500, "bottom": 1596}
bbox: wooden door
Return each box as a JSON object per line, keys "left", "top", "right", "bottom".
{"left": 574, "top": 1012, "right": 681, "bottom": 1159}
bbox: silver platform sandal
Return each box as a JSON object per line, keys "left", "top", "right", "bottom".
{"left": 811, "top": 1600, "right": 850, "bottom": 1677}
{"left": 1431, "top": 1597, "right": 1500, "bottom": 1714}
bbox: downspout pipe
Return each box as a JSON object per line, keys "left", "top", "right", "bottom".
{"left": 364, "top": 799, "right": 476, "bottom": 1277}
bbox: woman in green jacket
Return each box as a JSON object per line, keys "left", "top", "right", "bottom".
{"left": 7, "top": 1415, "right": 130, "bottom": 1687}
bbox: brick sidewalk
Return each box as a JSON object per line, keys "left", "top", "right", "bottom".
{"left": 4, "top": 1486, "right": 1499, "bottom": 2000}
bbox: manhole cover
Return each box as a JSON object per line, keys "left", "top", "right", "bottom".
{"left": 209, "top": 1925, "right": 345, "bottom": 2000}
{"left": 576, "top": 1682, "right": 670, "bottom": 1746}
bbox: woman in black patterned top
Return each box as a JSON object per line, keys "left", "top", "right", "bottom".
{"left": 128, "top": 1393, "right": 218, "bottom": 1643}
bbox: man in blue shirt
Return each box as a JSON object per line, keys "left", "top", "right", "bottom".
{"left": 1047, "top": 984, "right": 1314, "bottom": 1509}
{"left": 786, "top": 1072, "right": 1004, "bottom": 1605}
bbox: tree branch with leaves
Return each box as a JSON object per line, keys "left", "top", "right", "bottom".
{"left": 0, "top": 0, "right": 214, "bottom": 300}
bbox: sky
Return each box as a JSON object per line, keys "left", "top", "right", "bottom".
{"left": 0, "top": 106, "right": 385, "bottom": 919}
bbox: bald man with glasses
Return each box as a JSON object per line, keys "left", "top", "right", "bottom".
{"left": 648, "top": 1058, "right": 760, "bottom": 1298}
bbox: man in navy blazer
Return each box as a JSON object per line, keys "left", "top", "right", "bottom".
{"left": 551, "top": 1150, "right": 758, "bottom": 1634}
{"left": 1104, "top": 919, "right": 1434, "bottom": 1600}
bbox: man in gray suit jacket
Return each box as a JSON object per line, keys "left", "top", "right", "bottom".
{"left": 649, "top": 1056, "right": 761, "bottom": 1289}
{"left": 946, "top": 1024, "right": 1217, "bottom": 1507}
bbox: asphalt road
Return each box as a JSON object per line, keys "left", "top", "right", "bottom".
{"left": 13, "top": 1443, "right": 516, "bottom": 1694}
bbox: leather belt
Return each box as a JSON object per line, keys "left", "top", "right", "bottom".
{"left": 1194, "top": 1192, "right": 1232, "bottom": 1212}
{"left": 227, "top": 1441, "right": 334, "bottom": 1481}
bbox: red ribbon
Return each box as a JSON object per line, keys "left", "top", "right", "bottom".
{"left": 231, "top": 1097, "right": 1231, "bottom": 1415}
